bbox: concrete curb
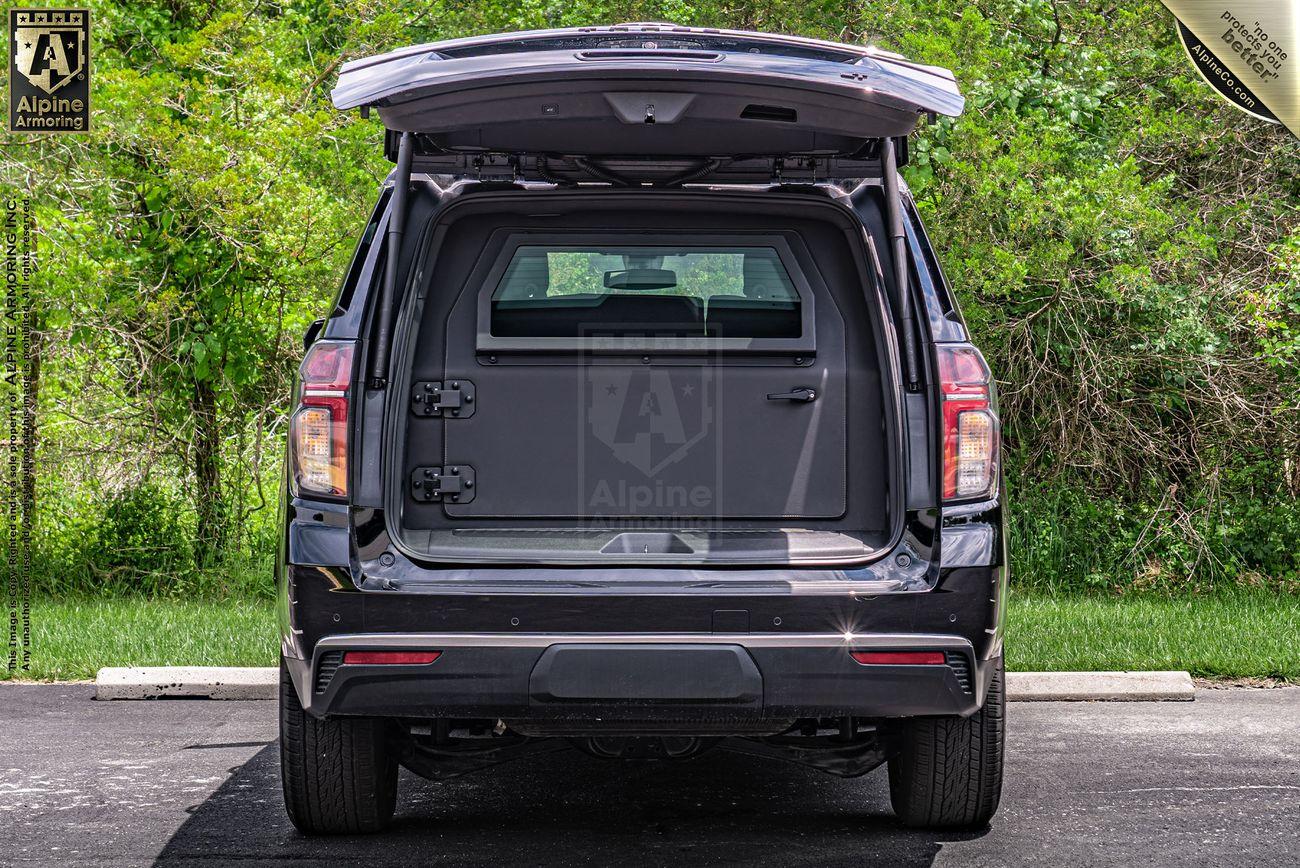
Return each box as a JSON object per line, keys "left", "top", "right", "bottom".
{"left": 95, "top": 666, "right": 1196, "bottom": 702}
{"left": 1006, "top": 670, "right": 1195, "bottom": 702}
{"left": 95, "top": 667, "right": 278, "bottom": 700}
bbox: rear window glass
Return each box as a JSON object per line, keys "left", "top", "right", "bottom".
{"left": 490, "top": 244, "right": 801, "bottom": 338}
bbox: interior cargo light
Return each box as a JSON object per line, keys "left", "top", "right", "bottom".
{"left": 850, "top": 650, "right": 946, "bottom": 665}
{"left": 936, "top": 343, "right": 1000, "bottom": 501}
{"left": 290, "top": 340, "right": 354, "bottom": 497}
{"left": 342, "top": 651, "right": 442, "bottom": 665}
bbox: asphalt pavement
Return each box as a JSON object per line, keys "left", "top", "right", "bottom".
{"left": 1, "top": 684, "right": 1298, "bottom": 866}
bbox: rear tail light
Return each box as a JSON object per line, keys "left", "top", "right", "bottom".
{"left": 342, "top": 651, "right": 441, "bottom": 665}
{"left": 850, "top": 650, "right": 946, "bottom": 665}
{"left": 936, "top": 344, "right": 999, "bottom": 501}
{"left": 290, "top": 339, "right": 354, "bottom": 497}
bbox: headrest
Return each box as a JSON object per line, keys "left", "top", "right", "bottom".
{"left": 742, "top": 252, "right": 787, "bottom": 298}
{"left": 502, "top": 251, "right": 550, "bottom": 298}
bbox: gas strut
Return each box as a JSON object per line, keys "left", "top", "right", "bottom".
{"left": 369, "top": 129, "right": 414, "bottom": 389}
{"left": 881, "top": 136, "right": 920, "bottom": 392}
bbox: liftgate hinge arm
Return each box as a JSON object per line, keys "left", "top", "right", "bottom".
{"left": 369, "top": 129, "right": 414, "bottom": 389}
{"left": 881, "top": 136, "right": 921, "bottom": 393}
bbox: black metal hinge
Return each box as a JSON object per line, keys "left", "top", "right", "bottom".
{"left": 410, "top": 466, "right": 476, "bottom": 504}
{"left": 411, "top": 380, "right": 476, "bottom": 418}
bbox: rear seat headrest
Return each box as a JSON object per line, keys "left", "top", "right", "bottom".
{"left": 501, "top": 251, "right": 550, "bottom": 298}
{"left": 743, "top": 252, "right": 788, "bottom": 299}
{"left": 492, "top": 293, "right": 705, "bottom": 337}
{"left": 706, "top": 294, "right": 801, "bottom": 338}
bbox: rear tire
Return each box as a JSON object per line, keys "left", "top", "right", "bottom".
{"left": 887, "top": 656, "right": 1005, "bottom": 830}
{"left": 279, "top": 660, "right": 398, "bottom": 834}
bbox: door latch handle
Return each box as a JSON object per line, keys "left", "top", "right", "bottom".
{"left": 767, "top": 387, "right": 817, "bottom": 403}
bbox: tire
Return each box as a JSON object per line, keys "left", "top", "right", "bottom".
{"left": 279, "top": 660, "right": 399, "bottom": 834}
{"left": 887, "top": 656, "right": 1005, "bottom": 830}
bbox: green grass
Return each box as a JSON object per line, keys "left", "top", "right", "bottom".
{"left": 0, "top": 598, "right": 276, "bottom": 681}
{"left": 2, "top": 590, "right": 1298, "bottom": 681}
{"left": 1006, "top": 589, "right": 1300, "bottom": 679}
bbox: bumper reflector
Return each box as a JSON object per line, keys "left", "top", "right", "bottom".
{"left": 850, "top": 650, "right": 946, "bottom": 666}
{"left": 342, "top": 650, "right": 441, "bottom": 665}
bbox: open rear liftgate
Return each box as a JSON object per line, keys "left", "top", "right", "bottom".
{"left": 336, "top": 24, "right": 964, "bottom": 390}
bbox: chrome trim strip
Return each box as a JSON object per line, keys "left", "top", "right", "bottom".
{"left": 357, "top": 579, "right": 914, "bottom": 596}
{"left": 315, "top": 632, "right": 974, "bottom": 651}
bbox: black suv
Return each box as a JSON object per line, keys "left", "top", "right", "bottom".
{"left": 279, "top": 24, "right": 1006, "bottom": 834}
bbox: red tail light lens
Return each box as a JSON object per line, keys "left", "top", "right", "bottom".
{"left": 936, "top": 344, "right": 999, "bottom": 501}
{"left": 342, "top": 651, "right": 441, "bottom": 665}
{"left": 850, "top": 650, "right": 946, "bottom": 665}
{"left": 290, "top": 340, "right": 354, "bottom": 497}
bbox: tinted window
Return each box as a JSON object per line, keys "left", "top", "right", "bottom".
{"left": 490, "top": 244, "right": 801, "bottom": 338}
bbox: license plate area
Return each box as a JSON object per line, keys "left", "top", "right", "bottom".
{"left": 528, "top": 643, "right": 762, "bottom": 708}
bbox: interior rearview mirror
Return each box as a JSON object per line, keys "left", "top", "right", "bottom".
{"left": 603, "top": 268, "right": 678, "bottom": 290}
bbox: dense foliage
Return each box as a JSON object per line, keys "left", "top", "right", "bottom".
{"left": 1, "top": 0, "right": 1297, "bottom": 597}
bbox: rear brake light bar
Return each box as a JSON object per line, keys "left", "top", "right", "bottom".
{"left": 936, "top": 344, "right": 999, "bottom": 502}
{"left": 342, "top": 651, "right": 442, "bottom": 665}
{"left": 290, "top": 340, "right": 355, "bottom": 498}
{"left": 850, "top": 650, "right": 946, "bottom": 665}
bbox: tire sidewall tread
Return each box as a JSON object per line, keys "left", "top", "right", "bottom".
{"left": 888, "top": 656, "right": 1005, "bottom": 830}
{"left": 279, "top": 659, "right": 398, "bottom": 835}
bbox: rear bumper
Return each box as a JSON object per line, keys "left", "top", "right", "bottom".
{"left": 284, "top": 631, "right": 992, "bottom": 723}
{"left": 278, "top": 499, "right": 1007, "bottom": 728}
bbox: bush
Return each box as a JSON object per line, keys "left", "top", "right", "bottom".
{"left": 19, "top": 478, "right": 274, "bottom": 600}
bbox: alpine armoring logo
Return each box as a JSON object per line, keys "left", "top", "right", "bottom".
{"left": 586, "top": 367, "right": 713, "bottom": 478}
{"left": 580, "top": 346, "right": 719, "bottom": 518}
{"left": 8, "top": 8, "right": 90, "bottom": 133}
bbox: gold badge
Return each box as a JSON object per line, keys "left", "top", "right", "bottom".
{"left": 8, "top": 8, "right": 90, "bottom": 133}
{"left": 1163, "top": 1, "right": 1297, "bottom": 135}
